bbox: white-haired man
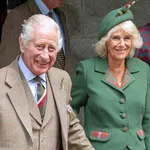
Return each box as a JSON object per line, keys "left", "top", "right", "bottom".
{"left": 0, "top": 14, "right": 95, "bottom": 150}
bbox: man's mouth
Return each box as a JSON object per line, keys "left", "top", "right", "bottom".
{"left": 36, "top": 61, "right": 49, "bottom": 65}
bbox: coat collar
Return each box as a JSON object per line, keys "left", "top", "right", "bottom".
{"left": 28, "top": 0, "right": 41, "bottom": 14}
{"left": 94, "top": 57, "right": 140, "bottom": 74}
{"left": 6, "top": 58, "right": 22, "bottom": 87}
{"left": 47, "top": 68, "right": 68, "bottom": 149}
{"left": 94, "top": 57, "right": 140, "bottom": 91}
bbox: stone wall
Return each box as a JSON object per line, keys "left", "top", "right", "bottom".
{"left": 63, "top": 0, "right": 150, "bottom": 76}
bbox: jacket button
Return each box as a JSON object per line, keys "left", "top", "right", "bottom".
{"left": 121, "top": 113, "right": 127, "bottom": 119}
{"left": 122, "top": 127, "right": 128, "bottom": 132}
{"left": 120, "top": 99, "right": 125, "bottom": 104}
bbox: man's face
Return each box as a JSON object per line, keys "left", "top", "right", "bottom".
{"left": 20, "top": 26, "right": 58, "bottom": 76}
{"left": 42, "top": 0, "right": 64, "bottom": 9}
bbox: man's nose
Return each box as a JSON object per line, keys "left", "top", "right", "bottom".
{"left": 40, "top": 48, "right": 49, "bottom": 60}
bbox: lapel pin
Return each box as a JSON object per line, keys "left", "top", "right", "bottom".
{"left": 66, "top": 105, "right": 72, "bottom": 114}
{"left": 59, "top": 77, "right": 64, "bottom": 90}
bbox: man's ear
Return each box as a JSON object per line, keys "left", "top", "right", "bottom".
{"left": 19, "top": 36, "right": 25, "bottom": 53}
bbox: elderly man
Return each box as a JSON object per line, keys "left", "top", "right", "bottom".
{"left": 0, "top": 14, "right": 95, "bottom": 150}
{"left": 0, "top": 0, "right": 71, "bottom": 73}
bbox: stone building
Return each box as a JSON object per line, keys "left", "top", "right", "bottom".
{"left": 63, "top": 0, "right": 150, "bottom": 77}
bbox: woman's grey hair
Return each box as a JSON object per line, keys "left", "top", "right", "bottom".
{"left": 95, "top": 20, "right": 143, "bottom": 58}
{"left": 20, "top": 14, "right": 63, "bottom": 51}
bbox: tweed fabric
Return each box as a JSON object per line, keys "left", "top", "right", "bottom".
{"left": 0, "top": 58, "right": 95, "bottom": 149}
{"left": 57, "top": 49, "right": 66, "bottom": 69}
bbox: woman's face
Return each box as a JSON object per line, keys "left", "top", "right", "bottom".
{"left": 106, "top": 29, "right": 132, "bottom": 62}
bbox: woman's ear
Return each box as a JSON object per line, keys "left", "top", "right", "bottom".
{"left": 19, "top": 36, "right": 25, "bottom": 53}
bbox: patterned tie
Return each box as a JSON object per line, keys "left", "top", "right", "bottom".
{"left": 57, "top": 49, "right": 66, "bottom": 69}
{"left": 34, "top": 77, "right": 47, "bottom": 120}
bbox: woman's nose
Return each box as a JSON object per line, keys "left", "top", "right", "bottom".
{"left": 119, "top": 39, "right": 125, "bottom": 47}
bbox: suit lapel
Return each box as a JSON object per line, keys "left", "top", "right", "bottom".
{"left": 55, "top": 8, "right": 72, "bottom": 73}
{"left": 47, "top": 69, "right": 68, "bottom": 149}
{"left": 55, "top": 8, "right": 69, "bottom": 56}
{"left": 122, "top": 58, "right": 139, "bottom": 90}
{"left": 21, "top": 76, "right": 42, "bottom": 125}
{"left": 102, "top": 68, "right": 135, "bottom": 91}
{"left": 102, "top": 69, "right": 123, "bottom": 91}
{"left": 6, "top": 59, "right": 33, "bottom": 142}
{"left": 28, "top": 0, "right": 41, "bottom": 14}
{"left": 122, "top": 68, "right": 135, "bottom": 89}
{"left": 42, "top": 76, "right": 54, "bottom": 128}
{"left": 95, "top": 57, "right": 139, "bottom": 91}
{"left": 55, "top": 9, "right": 66, "bottom": 69}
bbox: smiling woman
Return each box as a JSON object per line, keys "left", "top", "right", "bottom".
{"left": 71, "top": 1, "right": 150, "bottom": 150}
{"left": 94, "top": 20, "right": 143, "bottom": 88}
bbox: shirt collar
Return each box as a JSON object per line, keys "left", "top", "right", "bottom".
{"left": 18, "top": 56, "right": 46, "bottom": 82}
{"left": 35, "top": 0, "right": 49, "bottom": 15}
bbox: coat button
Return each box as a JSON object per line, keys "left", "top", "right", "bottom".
{"left": 122, "top": 127, "right": 128, "bottom": 132}
{"left": 121, "top": 113, "right": 127, "bottom": 119}
{"left": 120, "top": 99, "right": 125, "bottom": 104}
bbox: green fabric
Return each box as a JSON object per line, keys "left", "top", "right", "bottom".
{"left": 71, "top": 57, "right": 150, "bottom": 150}
{"left": 98, "top": 7, "right": 133, "bottom": 41}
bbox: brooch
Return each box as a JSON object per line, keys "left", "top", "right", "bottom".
{"left": 66, "top": 105, "right": 72, "bottom": 114}
{"left": 59, "top": 78, "right": 64, "bottom": 90}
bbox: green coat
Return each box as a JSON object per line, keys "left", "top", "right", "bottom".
{"left": 71, "top": 57, "right": 150, "bottom": 150}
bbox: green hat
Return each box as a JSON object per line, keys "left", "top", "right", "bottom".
{"left": 98, "top": 1, "right": 136, "bottom": 41}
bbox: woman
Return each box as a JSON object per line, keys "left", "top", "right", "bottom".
{"left": 71, "top": 1, "right": 150, "bottom": 150}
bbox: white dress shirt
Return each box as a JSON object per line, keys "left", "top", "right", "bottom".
{"left": 18, "top": 56, "right": 46, "bottom": 103}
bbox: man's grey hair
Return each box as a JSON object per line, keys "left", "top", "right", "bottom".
{"left": 20, "top": 14, "right": 63, "bottom": 51}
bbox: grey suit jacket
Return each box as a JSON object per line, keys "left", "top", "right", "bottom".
{"left": 0, "top": 57, "right": 95, "bottom": 150}
{"left": 0, "top": 0, "right": 73, "bottom": 74}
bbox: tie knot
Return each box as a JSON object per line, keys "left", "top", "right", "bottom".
{"left": 48, "top": 11, "right": 53, "bottom": 18}
{"left": 34, "top": 76, "right": 42, "bottom": 83}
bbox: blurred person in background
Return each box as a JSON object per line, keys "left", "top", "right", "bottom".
{"left": 0, "top": 0, "right": 70, "bottom": 72}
